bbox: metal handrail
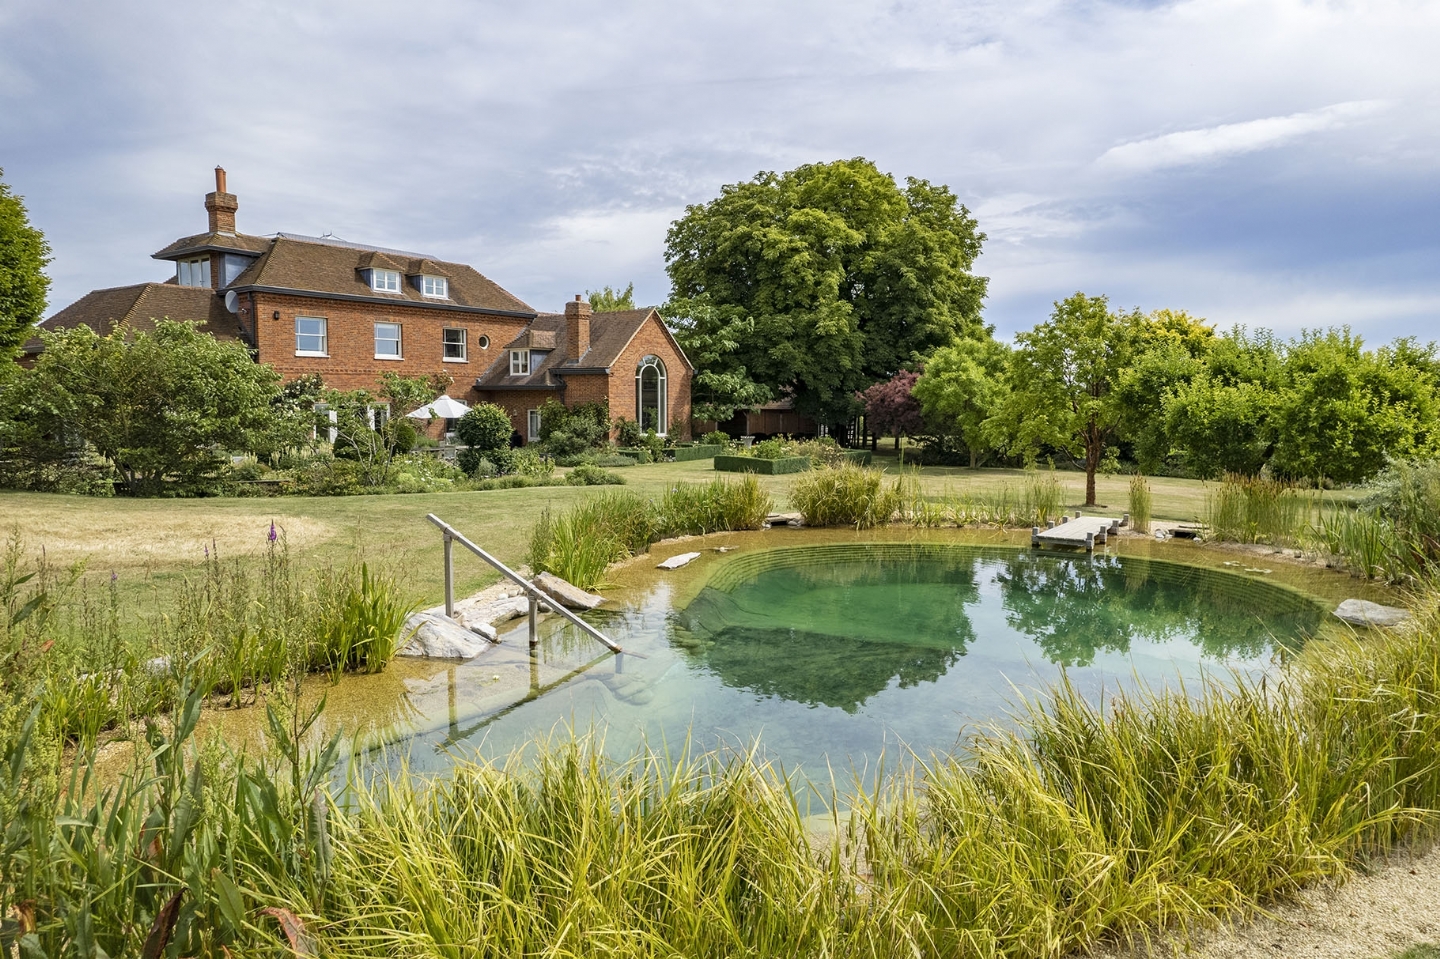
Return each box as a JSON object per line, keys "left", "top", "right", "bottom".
{"left": 425, "top": 513, "right": 622, "bottom": 654}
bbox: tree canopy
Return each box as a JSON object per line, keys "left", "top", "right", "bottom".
{"left": 911, "top": 336, "right": 1011, "bottom": 468}
{"left": 586, "top": 283, "right": 636, "bottom": 312}
{"left": 997, "top": 293, "right": 1137, "bottom": 505}
{"left": 0, "top": 169, "right": 51, "bottom": 358}
{"left": 664, "top": 158, "right": 988, "bottom": 426}
{"left": 12, "top": 321, "right": 285, "bottom": 494}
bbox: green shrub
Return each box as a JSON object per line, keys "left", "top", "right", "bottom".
{"left": 714, "top": 454, "right": 810, "bottom": 475}
{"left": 751, "top": 438, "right": 786, "bottom": 460}
{"left": 566, "top": 463, "right": 625, "bottom": 486}
{"left": 617, "top": 447, "right": 653, "bottom": 464}
{"left": 512, "top": 447, "right": 554, "bottom": 478}
{"left": 789, "top": 464, "right": 902, "bottom": 529}
{"left": 613, "top": 417, "right": 644, "bottom": 447}
{"left": 701, "top": 430, "right": 731, "bottom": 448}
{"left": 1129, "top": 474, "right": 1153, "bottom": 534}
{"left": 455, "top": 403, "right": 512, "bottom": 451}
{"left": 656, "top": 476, "right": 773, "bottom": 536}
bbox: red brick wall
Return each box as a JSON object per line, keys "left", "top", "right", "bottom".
{"left": 607, "top": 317, "right": 693, "bottom": 440}
{"left": 249, "top": 292, "right": 530, "bottom": 403}
{"left": 479, "top": 390, "right": 559, "bottom": 443}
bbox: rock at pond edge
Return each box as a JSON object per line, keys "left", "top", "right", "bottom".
{"left": 532, "top": 571, "right": 607, "bottom": 610}
{"left": 399, "top": 612, "right": 497, "bottom": 659}
{"left": 1333, "top": 598, "right": 1411, "bottom": 628}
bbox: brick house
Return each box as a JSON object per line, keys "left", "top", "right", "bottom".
{"left": 28, "top": 168, "right": 693, "bottom": 442}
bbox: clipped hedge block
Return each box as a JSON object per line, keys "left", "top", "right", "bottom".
{"left": 617, "top": 447, "right": 654, "bottom": 464}
{"left": 714, "top": 455, "right": 811, "bottom": 475}
{"left": 841, "top": 449, "right": 873, "bottom": 466}
{"left": 672, "top": 444, "right": 724, "bottom": 462}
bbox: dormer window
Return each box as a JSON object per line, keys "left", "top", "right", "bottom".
{"left": 177, "top": 257, "right": 210, "bottom": 287}
{"left": 510, "top": 350, "right": 530, "bottom": 375}
{"left": 370, "top": 269, "right": 401, "bottom": 293}
{"left": 421, "top": 275, "right": 448, "bottom": 299}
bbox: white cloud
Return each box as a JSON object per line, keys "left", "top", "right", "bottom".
{"left": 1096, "top": 101, "right": 1389, "bottom": 173}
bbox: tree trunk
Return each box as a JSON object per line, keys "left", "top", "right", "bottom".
{"left": 969, "top": 447, "right": 977, "bottom": 470}
{"left": 1084, "top": 424, "right": 1101, "bottom": 507}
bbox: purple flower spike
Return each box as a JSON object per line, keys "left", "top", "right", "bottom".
{"left": 269, "top": 520, "right": 278, "bottom": 542}
{"left": 111, "top": 570, "right": 117, "bottom": 583}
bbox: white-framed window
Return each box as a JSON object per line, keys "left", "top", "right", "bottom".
{"left": 442, "top": 327, "right": 467, "bottom": 361}
{"left": 510, "top": 349, "right": 530, "bottom": 375}
{"left": 177, "top": 257, "right": 210, "bottom": 287}
{"left": 370, "top": 269, "right": 401, "bottom": 293}
{"left": 637, "top": 354, "right": 668, "bottom": 434}
{"left": 478, "top": 334, "right": 490, "bottom": 349}
{"left": 374, "top": 322, "right": 402, "bottom": 359}
{"left": 421, "top": 275, "right": 449, "bottom": 299}
{"left": 295, "top": 316, "right": 328, "bottom": 356}
{"left": 527, "top": 409, "right": 541, "bottom": 442}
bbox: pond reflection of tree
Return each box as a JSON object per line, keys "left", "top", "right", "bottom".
{"left": 696, "top": 625, "right": 966, "bottom": 713}
{"left": 996, "top": 554, "right": 1321, "bottom": 666}
{"left": 674, "top": 546, "right": 1323, "bottom": 712}
{"left": 681, "top": 549, "right": 984, "bottom": 713}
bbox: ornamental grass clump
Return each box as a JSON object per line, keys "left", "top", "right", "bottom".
{"left": 1206, "top": 474, "right": 1313, "bottom": 545}
{"left": 1129, "top": 474, "right": 1153, "bottom": 533}
{"left": 657, "top": 475, "right": 772, "bottom": 536}
{"left": 789, "top": 464, "right": 903, "bottom": 529}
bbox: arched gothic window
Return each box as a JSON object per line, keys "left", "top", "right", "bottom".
{"left": 636, "top": 354, "right": 667, "bottom": 434}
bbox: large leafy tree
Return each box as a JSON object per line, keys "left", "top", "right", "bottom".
{"left": 663, "top": 297, "right": 772, "bottom": 423}
{"left": 664, "top": 158, "right": 987, "bottom": 427}
{"left": 1111, "top": 309, "right": 1214, "bottom": 472}
{"left": 17, "top": 321, "right": 284, "bottom": 494}
{"left": 998, "top": 293, "right": 1137, "bottom": 506}
{"left": 1269, "top": 330, "right": 1438, "bottom": 483}
{"left": 911, "top": 336, "right": 1012, "bottom": 468}
{"left": 0, "top": 169, "right": 51, "bottom": 357}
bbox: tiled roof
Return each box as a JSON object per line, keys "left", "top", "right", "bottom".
{"left": 152, "top": 231, "right": 273, "bottom": 259}
{"left": 226, "top": 235, "right": 535, "bottom": 315}
{"left": 476, "top": 308, "right": 691, "bottom": 390}
{"left": 24, "top": 284, "right": 243, "bottom": 353}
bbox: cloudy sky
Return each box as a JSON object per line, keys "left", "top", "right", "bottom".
{"left": 2, "top": 0, "right": 1436, "bottom": 341}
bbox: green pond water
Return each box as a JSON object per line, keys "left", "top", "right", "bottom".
{"left": 383, "top": 543, "right": 1327, "bottom": 778}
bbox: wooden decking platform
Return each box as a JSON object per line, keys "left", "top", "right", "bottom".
{"left": 1031, "top": 514, "right": 1123, "bottom": 552}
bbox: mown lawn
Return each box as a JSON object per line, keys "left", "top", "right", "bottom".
{"left": 2, "top": 459, "right": 1228, "bottom": 605}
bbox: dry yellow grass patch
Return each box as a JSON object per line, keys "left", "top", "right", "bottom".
{"left": 6, "top": 505, "right": 334, "bottom": 571}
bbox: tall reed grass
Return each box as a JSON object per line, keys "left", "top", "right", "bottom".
{"left": 1205, "top": 474, "right": 1314, "bottom": 546}
{"left": 1129, "top": 474, "right": 1153, "bottom": 534}
{"left": 789, "top": 464, "right": 904, "bottom": 529}
{"left": 527, "top": 479, "right": 772, "bottom": 589}
{"left": 7, "top": 596, "right": 1440, "bottom": 956}
{"left": 1312, "top": 459, "right": 1440, "bottom": 584}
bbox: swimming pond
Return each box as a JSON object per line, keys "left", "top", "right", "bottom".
{"left": 381, "top": 542, "right": 1328, "bottom": 777}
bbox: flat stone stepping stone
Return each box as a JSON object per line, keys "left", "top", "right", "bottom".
{"left": 399, "top": 611, "right": 497, "bottom": 659}
{"left": 657, "top": 552, "right": 702, "bottom": 569}
{"left": 1333, "top": 598, "right": 1411, "bottom": 627}
{"left": 532, "top": 571, "right": 606, "bottom": 610}
{"left": 765, "top": 512, "right": 805, "bottom": 528}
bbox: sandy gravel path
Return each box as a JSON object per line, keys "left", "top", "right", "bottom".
{"left": 1091, "top": 840, "right": 1440, "bottom": 959}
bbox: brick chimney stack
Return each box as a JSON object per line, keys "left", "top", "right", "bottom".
{"left": 565, "top": 294, "right": 592, "bottom": 362}
{"left": 204, "top": 166, "right": 238, "bottom": 234}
